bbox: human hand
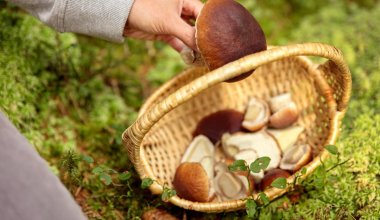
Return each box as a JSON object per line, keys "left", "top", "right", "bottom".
{"left": 123, "top": 0, "right": 203, "bottom": 52}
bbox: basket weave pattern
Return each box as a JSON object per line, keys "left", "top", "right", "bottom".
{"left": 123, "top": 43, "right": 351, "bottom": 212}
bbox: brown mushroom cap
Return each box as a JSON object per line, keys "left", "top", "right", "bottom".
{"left": 260, "top": 168, "right": 291, "bottom": 190}
{"left": 193, "top": 109, "right": 244, "bottom": 144}
{"left": 173, "top": 162, "right": 210, "bottom": 202}
{"left": 195, "top": 0, "right": 267, "bottom": 82}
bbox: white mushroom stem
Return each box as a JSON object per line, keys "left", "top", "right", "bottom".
{"left": 180, "top": 46, "right": 205, "bottom": 66}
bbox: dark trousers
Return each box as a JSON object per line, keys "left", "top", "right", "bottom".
{"left": 0, "top": 111, "right": 86, "bottom": 220}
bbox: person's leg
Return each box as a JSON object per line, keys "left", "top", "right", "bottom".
{"left": 0, "top": 111, "right": 86, "bottom": 220}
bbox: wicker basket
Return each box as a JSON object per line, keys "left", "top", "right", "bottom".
{"left": 122, "top": 43, "right": 352, "bottom": 212}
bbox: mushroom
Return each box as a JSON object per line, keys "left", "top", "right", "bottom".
{"left": 260, "top": 168, "right": 291, "bottom": 190}
{"left": 233, "top": 149, "right": 264, "bottom": 184}
{"left": 221, "top": 131, "right": 281, "bottom": 170}
{"left": 266, "top": 126, "right": 305, "bottom": 153}
{"left": 199, "top": 156, "right": 215, "bottom": 180}
{"left": 221, "top": 133, "right": 239, "bottom": 158}
{"left": 180, "top": 46, "right": 205, "bottom": 67}
{"left": 180, "top": 136, "right": 215, "bottom": 198}
{"left": 142, "top": 208, "right": 178, "bottom": 220}
{"left": 181, "top": 0, "right": 267, "bottom": 82}
{"left": 181, "top": 135, "right": 214, "bottom": 164}
{"left": 213, "top": 161, "right": 253, "bottom": 200}
{"left": 268, "top": 93, "right": 299, "bottom": 128}
{"left": 269, "top": 102, "right": 299, "bottom": 128}
{"left": 242, "top": 97, "right": 270, "bottom": 132}
{"left": 173, "top": 162, "right": 211, "bottom": 202}
{"left": 280, "top": 144, "right": 312, "bottom": 172}
{"left": 268, "top": 93, "right": 292, "bottom": 112}
{"left": 217, "top": 172, "right": 243, "bottom": 199}
{"left": 193, "top": 109, "right": 244, "bottom": 144}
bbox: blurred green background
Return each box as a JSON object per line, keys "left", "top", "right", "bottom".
{"left": 0, "top": 0, "right": 379, "bottom": 219}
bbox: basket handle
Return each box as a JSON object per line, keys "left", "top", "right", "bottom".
{"left": 123, "top": 43, "right": 351, "bottom": 166}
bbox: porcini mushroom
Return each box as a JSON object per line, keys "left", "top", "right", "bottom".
{"left": 242, "top": 97, "right": 270, "bottom": 132}
{"left": 182, "top": 0, "right": 267, "bottom": 82}
{"left": 199, "top": 156, "right": 215, "bottom": 180}
{"left": 268, "top": 93, "right": 299, "bottom": 128}
{"left": 269, "top": 102, "right": 299, "bottom": 128}
{"left": 193, "top": 109, "right": 244, "bottom": 144}
{"left": 221, "top": 131, "right": 282, "bottom": 170}
{"left": 267, "top": 126, "right": 305, "bottom": 153}
{"left": 217, "top": 172, "right": 243, "bottom": 199}
{"left": 269, "top": 93, "right": 292, "bottom": 113}
{"left": 260, "top": 168, "right": 291, "bottom": 190}
{"left": 142, "top": 208, "right": 178, "bottom": 220}
{"left": 280, "top": 144, "right": 312, "bottom": 172}
{"left": 173, "top": 162, "right": 211, "bottom": 202}
{"left": 233, "top": 149, "right": 264, "bottom": 183}
{"left": 181, "top": 135, "right": 214, "bottom": 164}
{"left": 224, "top": 156, "right": 258, "bottom": 192}
{"left": 180, "top": 136, "right": 215, "bottom": 198}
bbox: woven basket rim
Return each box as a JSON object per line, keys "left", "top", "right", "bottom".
{"left": 123, "top": 43, "right": 352, "bottom": 212}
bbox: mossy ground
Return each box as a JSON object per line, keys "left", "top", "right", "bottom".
{"left": 1, "top": 1, "right": 379, "bottom": 219}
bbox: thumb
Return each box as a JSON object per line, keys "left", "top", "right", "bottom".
{"left": 168, "top": 18, "right": 197, "bottom": 51}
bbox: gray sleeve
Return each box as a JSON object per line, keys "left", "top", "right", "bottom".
{"left": 0, "top": 111, "right": 87, "bottom": 220}
{"left": 10, "top": 0, "right": 135, "bottom": 42}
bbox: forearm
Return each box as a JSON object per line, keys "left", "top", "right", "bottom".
{"left": 10, "top": 0, "right": 134, "bottom": 42}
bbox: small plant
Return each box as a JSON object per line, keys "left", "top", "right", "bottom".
{"left": 228, "top": 144, "right": 347, "bottom": 219}
{"left": 82, "top": 154, "right": 133, "bottom": 187}
{"left": 140, "top": 177, "right": 177, "bottom": 202}
{"left": 229, "top": 156, "right": 282, "bottom": 219}
{"left": 60, "top": 149, "right": 82, "bottom": 188}
{"left": 229, "top": 156, "right": 271, "bottom": 194}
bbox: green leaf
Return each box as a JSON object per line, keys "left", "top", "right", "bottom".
{"left": 271, "top": 177, "right": 287, "bottom": 189}
{"left": 161, "top": 188, "right": 176, "bottom": 202}
{"left": 246, "top": 199, "right": 257, "bottom": 218}
{"left": 301, "top": 167, "right": 307, "bottom": 175}
{"left": 228, "top": 159, "right": 248, "bottom": 172}
{"left": 99, "top": 173, "right": 112, "bottom": 185}
{"left": 259, "top": 192, "right": 270, "bottom": 205}
{"left": 82, "top": 155, "right": 94, "bottom": 163}
{"left": 325, "top": 145, "right": 338, "bottom": 155}
{"left": 118, "top": 172, "right": 131, "bottom": 181}
{"left": 250, "top": 157, "right": 271, "bottom": 173}
{"left": 92, "top": 166, "right": 103, "bottom": 174}
{"left": 141, "top": 178, "right": 154, "bottom": 189}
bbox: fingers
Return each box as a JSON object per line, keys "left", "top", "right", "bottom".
{"left": 168, "top": 18, "right": 197, "bottom": 50}
{"left": 158, "top": 36, "right": 186, "bottom": 52}
{"left": 170, "top": 0, "right": 203, "bottom": 50}
{"left": 182, "top": 0, "right": 204, "bottom": 18}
